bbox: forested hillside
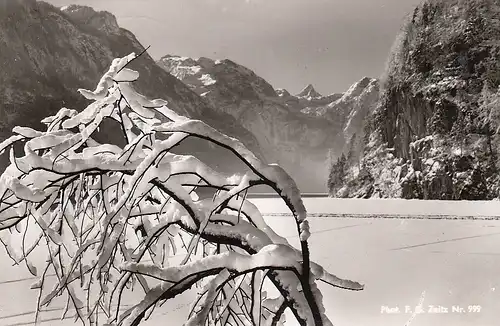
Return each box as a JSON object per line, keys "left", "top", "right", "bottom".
{"left": 329, "top": 0, "right": 500, "bottom": 200}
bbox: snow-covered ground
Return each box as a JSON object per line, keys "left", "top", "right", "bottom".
{"left": 0, "top": 198, "right": 499, "bottom": 325}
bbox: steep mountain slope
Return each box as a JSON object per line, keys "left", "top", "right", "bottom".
{"left": 293, "top": 84, "right": 344, "bottom": 116}
{"left": 328, "top": 77, "right": 380, "bottom": 159}
{"left": 330, "top": 0, "right": 500, "bottom": 199}
{"left": 158, "top": 55, "right": 379, "bottom": 192}
{"left": 0, "top": 0, "right": 262, "bottom": 175}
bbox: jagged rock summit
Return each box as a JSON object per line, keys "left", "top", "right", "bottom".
{"left": 296, "top": 84, "right": 323, "bottom": 99}
{"left": 335, "top": 77, "right": 376, "bottom": 104}
{"left": 276, "top": 88, "right": 291, "bottom": 97}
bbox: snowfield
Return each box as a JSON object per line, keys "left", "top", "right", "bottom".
{"left": 0, "top": 198, "right": 499, "bottom": 326}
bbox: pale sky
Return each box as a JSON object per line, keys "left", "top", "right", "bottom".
{"left": 45, "top": 0, "right": 422, "bottom": 94}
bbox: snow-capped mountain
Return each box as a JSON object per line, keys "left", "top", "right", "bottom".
{"left": 158, "top": 55, "right": 379, "bottom": 192}
{"left": 296, "top": 84, "right": 323, "bottom": 100}
{"left": 0, "top": 0, "right": 262, "bottom": 175}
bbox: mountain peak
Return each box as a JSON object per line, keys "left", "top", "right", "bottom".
{"left": 276, "top": 88, "right": 291, "bottom": 97}
{"left": 60, "top": 4, "right": 120, "bottom": 34}
{"left": 341, "top": 76, "right": 378, "bottom": 100}
{"left": 158, "top": 55, "right": 279, "bottom": 98}
{"left": 296, "top": 84, "right": 322, "bottom": 99}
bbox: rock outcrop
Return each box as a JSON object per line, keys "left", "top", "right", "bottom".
{"left": 330, "top": 0, "right": 500, "bottom": 200}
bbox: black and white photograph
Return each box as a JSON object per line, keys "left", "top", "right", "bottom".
{"left": 0, "top": 0, "right": 499, "bottom": 325}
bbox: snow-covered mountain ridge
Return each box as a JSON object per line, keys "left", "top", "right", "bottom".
{"left": 158, "top": 55, "right": 380, "bottom": 192}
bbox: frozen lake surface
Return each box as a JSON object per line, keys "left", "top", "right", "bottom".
{"left": 250, "top": 196, "right": 500, "bottom": 217}
{"left": 0, "top": 198, "right": 499, "bottom": 326}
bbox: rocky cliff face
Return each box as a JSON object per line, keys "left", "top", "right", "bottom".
{"left": 158, "top": 55, "right": 379, "bottom": 192}
{"left": 0, "top": 0, "right": 262, "bottom": 175}
{"left": 330, "top": 0, "right": 500, "bottom": 199}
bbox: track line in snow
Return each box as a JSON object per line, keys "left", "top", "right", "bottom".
{"left": 390, "top": 231, "right": 500, "bottom": 251}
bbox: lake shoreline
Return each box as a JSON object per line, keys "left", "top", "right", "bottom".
{"left": 248, "top": 197, "right": 500, "bottom": 217}
{"left": 263, "top": 213, "right": 500, "bottom": 220}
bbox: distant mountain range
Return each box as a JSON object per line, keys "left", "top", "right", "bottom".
{"left": 158, "top": 55, "right": 379, "bottom": 191}
{"left": 0, "top": 0, "right": 379, "bottom": 193}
